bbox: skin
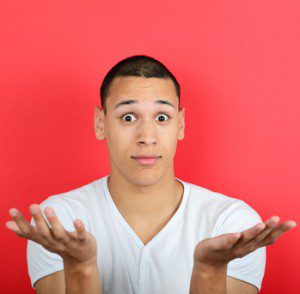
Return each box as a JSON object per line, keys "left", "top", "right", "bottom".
{"left": 6, "top": 76, "right": 298, "bottom": 293}
{"left": 94, "top": 76, "right": 185, "bottom": 223}
{"left": 6, "top": 205, "right": 97, "bottom": 265}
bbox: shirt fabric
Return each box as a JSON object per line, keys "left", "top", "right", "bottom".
{"left": 27, "top": 175, "right": 266, "bottom": 293}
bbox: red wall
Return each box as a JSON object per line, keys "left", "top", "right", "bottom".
{"left": 1, "top": 1, "right": 299, "bottom": 293}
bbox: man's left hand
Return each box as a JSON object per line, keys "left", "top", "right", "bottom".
{"left": 193, "top": 216, "right": 297, "bottom": 269}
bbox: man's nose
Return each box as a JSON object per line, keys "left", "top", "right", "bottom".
{"left": 136, "top": 120, "right": 158, "bottom": 146}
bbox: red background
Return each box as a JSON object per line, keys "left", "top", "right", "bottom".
{"left": 1, "top": 1, "right": 299, "bottom": 293}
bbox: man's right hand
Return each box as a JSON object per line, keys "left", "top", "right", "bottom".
{"left": 6, "top": 204, "right": 98, "bottom": 266}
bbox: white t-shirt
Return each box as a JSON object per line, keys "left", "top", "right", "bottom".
{"left": 27, "top": 175, "right": 266, "bottom": 293}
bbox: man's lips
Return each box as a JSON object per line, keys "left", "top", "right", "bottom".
{"left": 132, "top": 155, "right": 161, "bottom": 166}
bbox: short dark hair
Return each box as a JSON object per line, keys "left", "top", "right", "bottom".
{"left": 100, "top": 55, "right": 181, "bottom": 114}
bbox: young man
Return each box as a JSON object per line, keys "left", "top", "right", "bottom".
{"left": 6, "top": 55, "right": 296, "bottom": 294}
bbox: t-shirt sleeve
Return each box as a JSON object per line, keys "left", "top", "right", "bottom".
{"left": 26, "top": 196, "right": 77, "bottom": 289}
{"left": 212, "top": 200, "right": 266, "bottom": 292}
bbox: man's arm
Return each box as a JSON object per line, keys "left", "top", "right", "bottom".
{"left": 189, "top": 264, "right": 257, "bottom": 294}
{"left": 34, "top": 261, "right": 101, "bottom": 294}
{"left": 35, "top": 271, "right": 65, "bottom": 294}
{"left": 226, "top": 277, "right": 258, "bottom": 294}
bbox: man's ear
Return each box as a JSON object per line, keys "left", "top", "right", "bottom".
{"left": 178, "top": 107, "right": 185, "bottom": 140}
{"left": 94, "top": 106, "right": 105, "bottom": 140}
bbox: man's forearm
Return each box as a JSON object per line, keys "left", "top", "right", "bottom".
{"left": 189, "top": 261, "right": 227, "bottom": 294}
{"left": 63, "top": 259, "right": 103, "bottom": 294}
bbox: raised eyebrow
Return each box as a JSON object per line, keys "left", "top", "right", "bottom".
{"left": 114, "top": 99, "right": 175, "bottom": 110}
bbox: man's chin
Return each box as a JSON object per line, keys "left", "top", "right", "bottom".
{"left": 126, "top": 170, "right": 162, "bottom": 187}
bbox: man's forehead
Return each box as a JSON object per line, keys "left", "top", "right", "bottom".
{"left": 106, "top": 76, "right": 178, "bottom": 108}
{"left": 113, "top": 99, "right": 176, "bottom": 110}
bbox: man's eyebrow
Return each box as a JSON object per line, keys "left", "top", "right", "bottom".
{"left": 114, "top": 99, "right": 175, "bottom": 109}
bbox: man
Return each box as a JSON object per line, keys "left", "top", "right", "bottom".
{"left": 6, "top": 55, "right": 297, "bottom": 294}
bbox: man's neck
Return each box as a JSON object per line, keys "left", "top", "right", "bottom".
{"left": 106, "top": 171, "right": 184, "bottom": 220}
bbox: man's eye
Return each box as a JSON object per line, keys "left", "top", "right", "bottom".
{"left": 121, "top": 113, "right": 137, "bottom": 122}
{"left": 155, "top": 113, "right": 170, "bottom": 122}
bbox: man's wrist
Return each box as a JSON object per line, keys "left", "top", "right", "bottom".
{"left": 190, "top": 260, "right": 228, "bottom": 294}
{"left": 63, "top": 258, "right": 102, "bottom": 294}
{"left": 63, "top": 258, "right": 99, "bottom": 277}
{"left": 193, "top": 259, "right": 228, "bottom": 275}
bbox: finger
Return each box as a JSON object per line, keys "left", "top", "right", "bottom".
{"left": 74, "top": 219, "right": 86, "bottom": 242}
{"left": 232, "top": 217, "right": 281, "bottom": 257}
{"left": 8, "top": 208, "right": 32, "bottom": 237}
{"left": 211, "top": 233, "right": 242, "bottom": 251}
{"left": 29, "top": 204, "right": 52, "bottom": 239}
{"left": 233, "top": 220, "right": 297, "bottom": 258}
{"left": 231, "top": 222, "right": 267, "bottom": 249}
{"left": 262, "top": 220, "right": 297, "bottom": 246}
{"left": 5, "top": 220, "right": 22, "bottom": 236}
{"left": 44, "top": 207, "right": 69, "bottom": 243}
{"left": 252, "top": 216, "right": 280, "bottom": 243}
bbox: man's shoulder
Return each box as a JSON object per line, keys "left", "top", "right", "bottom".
{"left": 181, "top": 180, "right": 263, "bottom": 239}
{"left": 183, "top": 179, "right": 260, "bottom": 221}
{"left": 184, "top": 179, "right": 242, "bottom": 208}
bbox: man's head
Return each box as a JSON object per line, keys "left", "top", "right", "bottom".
{"left": 99, "top": 55, "right": 181, "bottom": 115}
{"left": 94, "top": 55, "right": 185, "bottom": 186}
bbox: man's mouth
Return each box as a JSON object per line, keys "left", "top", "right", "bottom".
{"left": 132, "top": 155, "right": 161, "bottom": 166}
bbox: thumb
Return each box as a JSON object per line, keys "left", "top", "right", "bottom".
{"left": 211, "top": 233, "right": 242, "bottom": 251}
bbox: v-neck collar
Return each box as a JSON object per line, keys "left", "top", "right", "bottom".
{"left": 100, "top": 175, "right": 190, "bottom": 249}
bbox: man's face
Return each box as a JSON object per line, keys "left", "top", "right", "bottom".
{"left": 94, "top": 76, "right": 185, "bottom": 186}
